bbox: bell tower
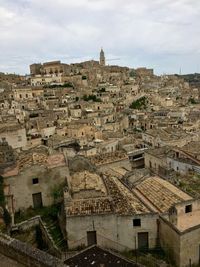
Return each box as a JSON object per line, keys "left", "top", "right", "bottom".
{"left": 99, "top": 48, "right": 105, "bottom": 66}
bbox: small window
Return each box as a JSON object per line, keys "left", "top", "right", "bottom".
{"left": 18, "top": 136, "right": 22, "bottom": 142}
{"left": 185, "top": 204, "right": 192, "bottom": 213}
{"left": 133, "top": 219, "right": 141, "bottom": 227}
{"left": 32, "top": 178, "right": 39, "bottom": 184}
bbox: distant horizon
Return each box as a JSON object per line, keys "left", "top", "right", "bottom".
{"left": 1, "top": 53, "right": 200, "bottom": 77}
{"left": 1, "top": 57, "right": 200, "bottom": 77}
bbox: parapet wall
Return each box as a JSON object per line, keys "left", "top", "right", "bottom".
{"left": 0, "top": 233, "right": 65, "bottom": 267}
{"left": 12, "top": 216, "right": 62, "bottom": 258}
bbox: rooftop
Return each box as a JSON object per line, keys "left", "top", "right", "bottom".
{"left": 133, "top": 176, "right": 192, "bottom": 213}
{"left": 64, "top": 245, "right": 141, "bottom": 267}
{"left": 144, "top": 146, "right": 171, "bottom": 159}
{"left": 71, "top": 171, "right": 107, "bottom": 195}
{"left": 66, "top": 172, "right": 151, "bottom": 216}
{"left": 145, "top": 128, "right": 189, "bottom": 141}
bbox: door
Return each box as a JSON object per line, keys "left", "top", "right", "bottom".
{"left": 32, "top": 192, "right": 43, "bottom": 208}
{"left": 87, "top": 231, "right": 97, "bottom": 246}
{"left": 138, "top": 232, "right": 149, "bottom": 250}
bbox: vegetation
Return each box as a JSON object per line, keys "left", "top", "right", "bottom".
{"left": 0, "top": 175, "right": 11, "bottom": 228}
{"left": 14, "top": 204, "right": 60, "bottom": 224}
{"left": 188, "top": 97, "right": 197, "bottom": 104}
{"left": 14, "top": 204, "right": 67, "bottom": 251}
{"left": 98, "top": 88, "right": 106, "bottom": 92}
{"left": 129, "top": 96, "right": 148, "bottom": 109}
{"left": 43, "top": 82, "right": 74, "bottom": 88}
{"left": 51, "top": 183, "right": 65, "bottom": 204}
{"left": 177, "top": 173, "right": 200, "bottom": 198}
{"left": 178, "top": 73, "right": 200, "bottom": 87}
{"left": 129, "top": 69, "right": 136, "bottom": 77}
{"left": 83, "top": 94, "right": 101, "bottom": 102}
{"left": 35, "top": 225, "right": 46, "bottom": 250}
{"left": 121, "top": 247, "right": 174, "bottom": 267}
{"left": 0, "top": 175, "right": 5, "bottom": 206}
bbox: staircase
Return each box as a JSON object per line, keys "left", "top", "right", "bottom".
{"left": 43, "top": 219, "right": 67, "bottom": 251}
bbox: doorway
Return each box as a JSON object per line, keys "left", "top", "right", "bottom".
{"left": 87, "top": 231, "right": 97, "bottom": 246}
{"left": 138, "top": 232, "right": 149, "bottom": 250}
{"left": 32, "top": 192, "right": 43, "bottom": 208}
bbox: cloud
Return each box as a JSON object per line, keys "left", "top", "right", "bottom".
{"left": 0, "top": 0, "right": 200, "bottom": 74}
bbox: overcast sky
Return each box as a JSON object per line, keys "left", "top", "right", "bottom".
{"left": 0, "top": 0, "right": 200, "bottom": 75}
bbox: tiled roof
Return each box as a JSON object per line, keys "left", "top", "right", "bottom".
{"left": 135, "top": 176, "right": 192, "bottom": 213}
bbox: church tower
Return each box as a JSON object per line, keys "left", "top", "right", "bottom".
{"left": 99, "top": 48, "right": 105, "bottom": 66}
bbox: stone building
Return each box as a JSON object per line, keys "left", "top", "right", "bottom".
{"left": 142, "top": 128, "right": 198, "bottom": 148}
{"left": 160, "top": 199, "right": 200, "bottom": 267}
{"left": 30, "top": 61, "right": 70, "bottom": 76}
{"left": 61, "top": 158, "right": 159, "bottom": 251}
{"left": 144, "top": 145, "right": 200, "bottom": 175}
{"left": 2, "top": 146, "right": 68, "bottom": 213}
{"left": 62, "top": 164, "right": 198, "bottom": 262}
{"left": 0, "top": 123, "right": 27, "bottom": 150}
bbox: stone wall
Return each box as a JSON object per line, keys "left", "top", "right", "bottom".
{"left": 0, "top": 233, "right": 64, "bottom": 267}
{"left": 66, "top": 213, "right": 158, "bottom": 251}
{"left": 12, "top": 216, "right": 62, "bottom": 259}
{"left": 159, "top": 216, "right": 180, "bottom": 266}
{"left": 4, "top": 165, "right": 68, "bottom": 211}
{"left": 179, "top": 225, "right": 200, "bottom": 267}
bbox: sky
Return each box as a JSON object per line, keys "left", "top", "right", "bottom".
{"left": 0, "top": 0, "right": 200, "bottom": 75}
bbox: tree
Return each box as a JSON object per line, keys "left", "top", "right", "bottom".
{"left": 0, "top": 175, "right": 11, "bottom": 228}
{"left": 0, "top": 176, "right": 5, "bottom": 207}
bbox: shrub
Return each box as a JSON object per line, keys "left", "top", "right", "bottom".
{"left": 83, "top": 94, "right": 101, "bottom": 102}
{"left": 129, "top": 96, "right": 147, "bottom": 110}
{"left": 3, "top": 208, "right": 11, "bottom": 226}
{"left": 0, "top": 176, "right": 5, "bottom": 206}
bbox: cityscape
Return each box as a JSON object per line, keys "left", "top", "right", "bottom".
{"left": 1, "top": 1, "right": 200, "bottom": 267}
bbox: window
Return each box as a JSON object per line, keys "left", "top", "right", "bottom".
{"left": 185, "top": 204, "right": 192, "bottom": 213}
{"left": 32, "top": 178, "right": 39, "bottom": 184}
{"left": 133, "top": 219, "right": 141, "bottom": 227}
{"left": 18, "top": 136, "right": 22, "bottom": 142}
